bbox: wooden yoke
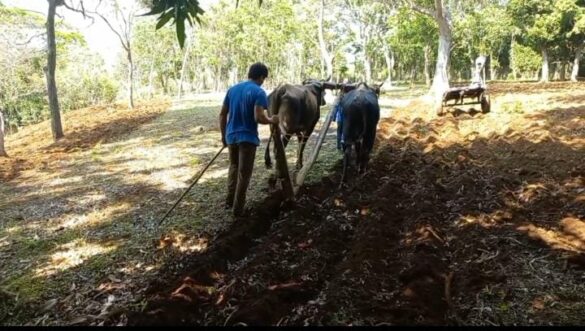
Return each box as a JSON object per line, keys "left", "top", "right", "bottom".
{"left": 271, "top": 124, "right": 295, "bottom": 201}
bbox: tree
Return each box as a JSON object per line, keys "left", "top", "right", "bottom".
{"left": 565, "top": 0, "right": 585, "bottom": 81}
{"left": 142, "top": 0, "right": 204, "bottom": 48}
{"left": 318, "top": 0, "right": 334, "bottom": 79}
{"left": 66, "top": 0, "right": 140, "bottom": 109}
{"left": 0, "top": 109, "right": 7, "bottom": 157}
{"left": 45, "top": 0, "right": 64, "bottom": 140}
{"left": 133, "top": 18, "right": 182, "bottom": 96}
{"left": 389, "top": 7, "right": 437, "bottom": 86}
{"left": 508, "top": 0, "right": 562, "bottom": 82}
{"left": 404, "top": 0, "right": 455, "bottom": 99}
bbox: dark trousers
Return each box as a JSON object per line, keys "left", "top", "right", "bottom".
{"left": 226, "top": 142, "right": 256, "bottom": 216}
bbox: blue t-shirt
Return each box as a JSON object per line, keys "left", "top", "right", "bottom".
{"left": 223, "top": 80, "right": 269, "bottom": 146}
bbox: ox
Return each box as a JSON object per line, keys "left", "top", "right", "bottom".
{"left": 264, "top": 79, "right": 333, "bottom": 171}
{"left": 337, "top": 82, "right": 382, "bottom": 184}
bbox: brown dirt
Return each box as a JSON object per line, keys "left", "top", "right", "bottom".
{"left": 24, "top": 82, "right": 585, "bottom": 326}
{"left": 0, "top": 100, "right": 170, "bottom": 182}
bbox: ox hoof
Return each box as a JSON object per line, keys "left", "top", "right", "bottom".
{"left": 268, "top": 177, "right": 277, "bottom": 190}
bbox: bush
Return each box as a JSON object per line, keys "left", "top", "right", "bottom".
{"left": 511, "top": 42, "right": 542, "bottom": 78}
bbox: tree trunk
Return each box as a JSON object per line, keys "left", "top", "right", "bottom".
{"left": 571, "top": 44, "right": 583, "bottom": 82}
{"left": 429, "top": 4, "right": 452, "bottom": 101}
{"left": 318, "top": 0, "right": 333, "bottom": 79}
{"left": 410, "top": 65, "right": 416, "bottom": 87}
{"left": 364, "top": 54, "right": 372, "bottom": 83}
{"left": 489, "top": 53, "right": 496, "bottom": 80}
{"left": 0, "top": 110, "right": 7, "bottom": 157}
{"left": 424, "top": 45, "right": 431, "bottom": 87}
{"left": 383, "top": 44, "right": 394, "bottom": 87}
{"left": 540, "top": 47, "right": 549, "bottom": 82}
{"left": 147, "top": 60, "right": 155, "bottom": 98}
{"left": 160, "top": 74, "right": 168, "bottom": 94}
{"left": 511, "top": 37, "right": 517, "bottom": 80}
{"left": 177, "top": 38, "right": 191, "bottom": 99}
{"left": 559, "top": 62, "right": 566, "bottom": 81}
{"left": 45, "top": 0, "right": 64, "bottom": 141}
{"left": 126, "top": 46, "right": 135, "bottom": 108}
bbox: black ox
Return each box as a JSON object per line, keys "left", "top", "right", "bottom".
{"left": 337, "top": 82, "right": 382, "bottom": 183}
{"left": 264, "top": 79, "right": 334, "bottom": 171}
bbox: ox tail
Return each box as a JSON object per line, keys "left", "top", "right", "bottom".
{"left": 264, "top": 132, "right": 273, "bottom": 169}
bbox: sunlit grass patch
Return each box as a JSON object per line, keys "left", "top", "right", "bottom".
{"left": 34, "top": 238, "right": 118, "bottom": 278}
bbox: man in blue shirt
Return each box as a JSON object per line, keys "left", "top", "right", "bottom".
{"left": 219, "top": 62, "right": 279, "bottom": 217}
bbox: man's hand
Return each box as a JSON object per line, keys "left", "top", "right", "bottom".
{"left": 221, "top": 135, "right": 227, "bottom": 147}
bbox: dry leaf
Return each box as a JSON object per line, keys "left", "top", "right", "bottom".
{"left": 532, "top": 297, "right": 545, "bottom": 310}
{"left": 108, "top": 275, "right": 121, "bottom": 283}
{"left": 68, "top": 316, "right": 89, "bottom": 325}
{"left": 41, "top": 299, "right": 58, "bottom": 312}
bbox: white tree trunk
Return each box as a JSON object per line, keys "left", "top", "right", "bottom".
{"left": 0, "top": 110, "right": 7, "bottom": 157}
{"left": 127, "top": 47, "right": 134, "bottom": 108}
{"left": 177, "top": 38, "right": 191, "bottom": 99}
{"left": 364, "top": 54, "right": 372, "bottom": 83}
{"left": 571, "top": 44, "right": 583, "bottom": 82}
{"left": 383, "top": 44, "right": 394, "bottom": 86}
{"left": 424, "top": 45, "right": 431, "bottom": 87}
{"left": 318, "top": 0, "right": 333, "bottom": 79}
{"left": 430, "top": 17, "right": 452, "bottom": 100}
{"left": 540, "top": 47, "right": 549, "bottom": 82}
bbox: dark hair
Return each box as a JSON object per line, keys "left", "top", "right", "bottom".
{"left": 248, "top": 62, "right": 269, "bottom": 80}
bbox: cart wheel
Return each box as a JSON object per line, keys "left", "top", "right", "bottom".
{"left": 481, "top": 95, "right": 491, "bottom": 113}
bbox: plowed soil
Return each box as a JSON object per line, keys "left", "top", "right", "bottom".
{"left": 118, "top": 82, "right": 585, "bottom": 326}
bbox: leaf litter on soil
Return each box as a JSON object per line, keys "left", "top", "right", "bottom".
{"left": 121, "top": 82, "right": 584, "bottom": 326}
{"left": 2, "top": 82, "right": 585, "bottom": 326}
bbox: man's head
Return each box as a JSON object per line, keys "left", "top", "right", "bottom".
{"left": 248, "top": 62, "right": 269, "bottom": 85}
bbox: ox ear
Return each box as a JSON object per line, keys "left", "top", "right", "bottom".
{"left": 374, "top": 82, "right": 384, "bottom": 96}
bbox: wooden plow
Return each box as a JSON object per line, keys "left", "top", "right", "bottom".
{"left": 270, "top": 97, "right": 339, "bottom": 200}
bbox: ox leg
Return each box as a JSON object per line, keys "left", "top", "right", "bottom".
{"left": 296, "top": 133, "right": 308, "bottom": 170}
{"left": 341, "top": 143, "right": 352, "bottom": 186}
{"left": 273, "top": 134, "right": 291, "bottom": 179}
{"left": 355, "top": 140, "right": 364, "bottom": 175}
{"left": 282, "top": 134, "right": 292, "bottom": 148}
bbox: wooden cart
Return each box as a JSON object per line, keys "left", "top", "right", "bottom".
{"left": 438, "top": 56, "right": 491, "bottom": 116}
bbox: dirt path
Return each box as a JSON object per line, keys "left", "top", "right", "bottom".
{"left": 120, "top": 82, "right": 585, "bottom": 326}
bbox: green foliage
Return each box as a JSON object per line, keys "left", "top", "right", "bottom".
{"left": 142, "top": 0, "right": 205, "bottom": 48}
{"left": 452, "top": 3, "right": 513, "bottom": 73}
{"left": 389, "top": 7, "right": 438, "bottom": 76}
{"left": 510, "top": 41, "right": 542, "bottom": 76}
{"left": 0, "top": 4, "right": 117, "bottom": 130}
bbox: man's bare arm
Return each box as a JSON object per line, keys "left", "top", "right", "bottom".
{"left": 254, "top": 105, "right": 278, "bottom": 125}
